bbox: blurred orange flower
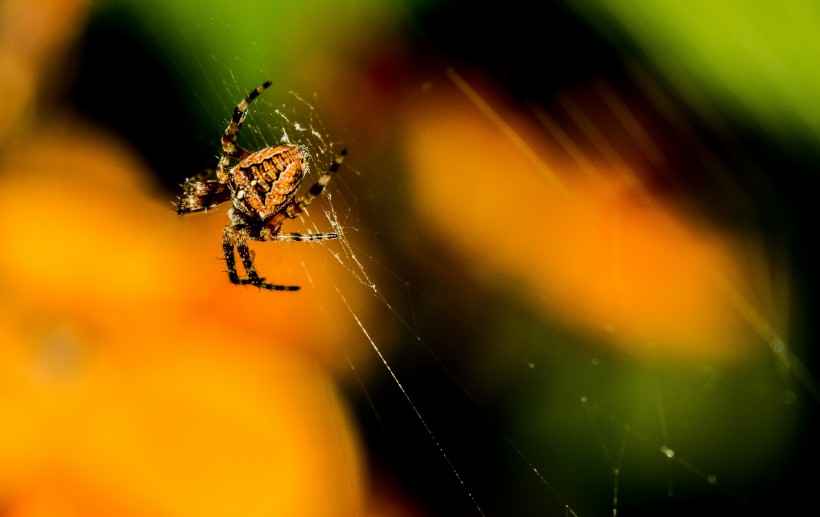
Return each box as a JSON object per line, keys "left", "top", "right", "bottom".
{"left": 0, "top": 1, "right": 369, "bottom": 515}
{"left": 0, "top": 118, "right": 368, "bottom": 517}
{"left": 404, "top": 71, "right": 761, "bottom": 362}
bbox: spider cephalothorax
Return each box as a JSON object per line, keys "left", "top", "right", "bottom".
{"left": 176, "top": 80, "right": 346, "bottom": 291}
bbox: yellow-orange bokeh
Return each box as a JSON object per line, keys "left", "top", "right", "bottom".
{"left": 0, "top": 121, "right": 366, "bottom": 516}
{"left": 405, "top": 79, "right": 758, "bottom": 361}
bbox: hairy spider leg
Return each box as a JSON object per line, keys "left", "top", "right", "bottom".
{"left": 176, "top": 177, "right": 231, "bottom": 215}
{"left": 223, "top": 223, "right": 300, "bottom": 291}
{"left": 286, "top": 148, "right": 347, "bottom": 218}
{"left": 269, "top": 231, "right": 340, "bottom": 242}
{"left": 222, "top": 80, "right": 272, "bottom": 157}
{"left": 217, "top": 80, "right": 273, "bottom": 182}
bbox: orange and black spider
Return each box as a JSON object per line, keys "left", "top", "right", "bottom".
{"left": 176, "top": 80, "right": 347, "bottom": 291}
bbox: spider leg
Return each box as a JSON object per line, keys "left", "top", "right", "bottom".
{"left": 216, "top": 81, "right": 273, "bottom": 183}
{"left": 222, "top": 225, "right": 243, "bottom": 285}
{"left": 221, "top": 80, "right": 272, "bottom": 160}
{"left": 176, "top": 177, "right": 231, "bottom": 215}
{"left": 223, "top": 223, "right": 300, "bottom": 291}
{"left": 286, "top": 148, "right": 347, "bottom": 218}
{"left": 270, "top": 232, "right": 340, "bottom": 242}
{"left": 258, "top": 215, "right": 340, "bottom": 242}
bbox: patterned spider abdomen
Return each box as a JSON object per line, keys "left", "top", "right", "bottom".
{"left": 230, "top": 145, "right": 308, "bottom": 221}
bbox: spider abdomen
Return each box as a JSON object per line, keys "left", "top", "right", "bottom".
{"left": 231, "top": 145, "right": 307, "bottom": 220}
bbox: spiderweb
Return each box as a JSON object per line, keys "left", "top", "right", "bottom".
{"left": 79, "top": 1, "right": 819, "bottom": 515}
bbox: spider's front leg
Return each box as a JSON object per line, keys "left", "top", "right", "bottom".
{"left": 259, "top": 212, "right": 341, "bottom": 243}
{"left": 285, "top": 148, "right": 347, "bottom": 219}
{"left": 176, "top": 176, "right": 231, "bottom": 215}
{"left": 221, "top": 81, "right": 272, "bottom": 160}
{"left": 222, "top": 223, "right": 301, "bottom": 291}
{"left": 270, "top": 232, "right": 341, "bottom": 242}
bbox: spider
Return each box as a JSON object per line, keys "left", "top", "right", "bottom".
{"left": 176, "top": 80, "right": 347, "bottom": 291}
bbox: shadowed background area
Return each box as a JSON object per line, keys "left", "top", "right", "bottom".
{"left": 0, "top": 0, "right": 816, "bottom": 515}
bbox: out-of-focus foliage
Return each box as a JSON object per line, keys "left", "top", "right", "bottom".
{"left": 571, "top": 0, "right": 820, "bottom": 147}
